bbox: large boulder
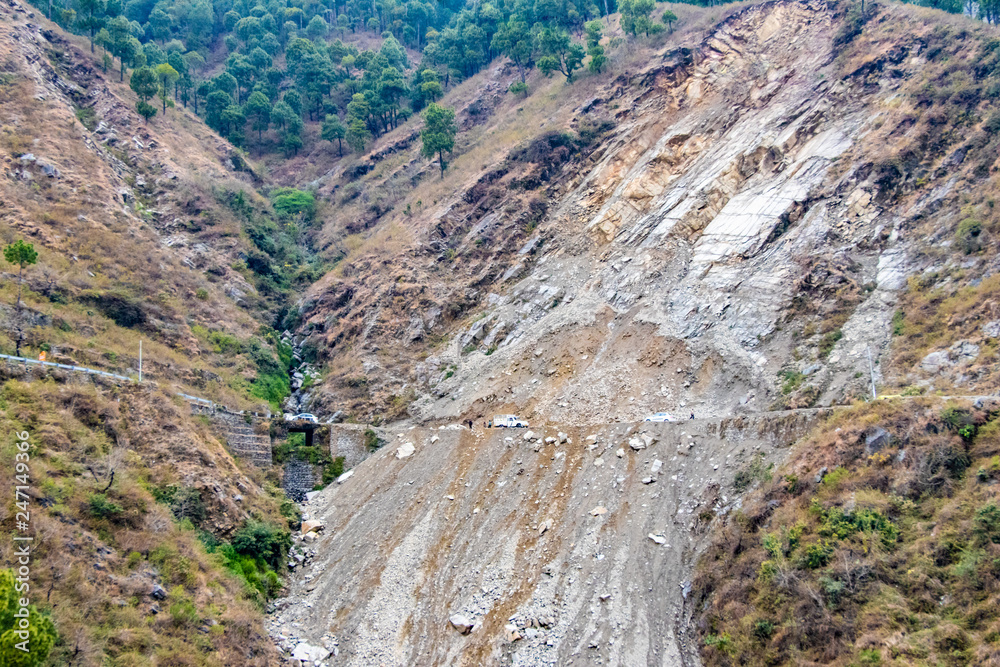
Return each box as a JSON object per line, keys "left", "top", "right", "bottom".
{"left": 864, "top": 427, "right": 890, "bottom": 455}
{"left": 301, "top": 519, "right": 325, "bottom": 535}
{"left": 291, "top": 642, "right": 330, "bottom": 663}
{"left": 450, "top": 613, "right": 474, "bottom": 634}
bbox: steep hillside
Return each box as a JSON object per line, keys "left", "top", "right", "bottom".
{"left": 0, "top": 2, "right": 308, "bottom": 664}
{"left": 0, "top": 1, "right": 306, "bottom": 410}
{"left": 295, "top": 0, "right": 999, "bottom": 428}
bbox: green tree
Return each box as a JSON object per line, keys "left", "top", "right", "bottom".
{"left": 620, "top": 0, "right": 662, "bottom": 37}
{"left": 345, "top": 118, "right": 370, "bottom": 153}
{"left": 3, "top": 240, "right": 38, "bottom": 356}
{"left": 154, "top": 63, "right": 179, "bottom": 113}
{"left": 244, "top": 91, "right": 272, "bottom": 149}
{"left": 662, "top": 9, "right": 678, "bottom": 32}
{"left": 420, "top": 102, "right": 456, "bottom": 178}
{"left": 585, "top": 20, "right": 606, "bottom": 73}
{"left": 130, "top": 66, "right": 159, "bottom": 123}
{"left": 76, "top": 0, "right": 105, "bottom": 53}
{"left": 306, "top": 14, "right": 329, "bottom": 40}
{"left": 0, "top": 569, "right": 56, "bottom": 666}
{"left": 491, "top": 17, "right": 534, "bottom": 83}
{"left": 322, "top": 114, "right": 347, "bottom": 156}
{"left": 537, "top": 28, "right": 585, "bottom": 82}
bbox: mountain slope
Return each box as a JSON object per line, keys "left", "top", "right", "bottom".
{"left": 296, "top": 0, "right": 999, "bottom": 427}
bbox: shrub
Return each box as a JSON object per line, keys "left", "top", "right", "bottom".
{"left": 231, "top": 520, "right": 291, "bottom": 570}
{"left": 87, "top": 494, "right": 123, "bottom": 520}
{"left": 974, "top": 503, "right": 1000, "bottom": 545}
{"left": 955, "top": 218, "right": 983, "bottom": 254}
{"left": 0, "top": 569, "right": 57, "bottom": 666}
{"left": 819, "top": 329, "right": 843, "bottom": 358}
{"left": 195, "top": 288, "right": 209, "bottom": 300}
{"left": 800, "top": 540, "right": 835, "bottom": 569}
{"left": 270, "top": 188, "right": 315, "bottom": 218}
{"left": 753, "top": 620, "right": 774, "bottom": 641}
{"left": 733, "top": 454, "right": 772, "bottom": 492}
{"left": 363, "top": 428, "right": 383, "bottom": 452}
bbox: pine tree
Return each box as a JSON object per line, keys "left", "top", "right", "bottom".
{"left": 420, "top": 103, "right": 456, "bottom": 178}
{"left": 3, "top": 240, "right": 38, "bottom": 357}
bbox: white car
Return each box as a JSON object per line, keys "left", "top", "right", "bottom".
{"left": 492, "top": 414, "right": 529, "bottom": 428}
{"left": 643, "top": 412, "right": 675, "bottom": 423}
{"left": 293, "top": 413, "right": 319, "bottom": 423}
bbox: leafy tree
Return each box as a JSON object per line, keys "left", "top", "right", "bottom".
{"left": 662, "top": 9, "right": 678, "bottom": 32}
{"left": 491, "top": 17, "right": 535, "bottom": 83}
{"left": 136, "top": 100, "right": 157, "bottom": 123}
{"left": 244, "top": 90, "right": 272, "bottom": 148}
{"left": 585, "top": 20, "right": 606, "bottom": 73}
{"left": 3, "top": 240, "right": 38, "bottom": 356}
{"left": 420, "top": 102, "right": 456, "bottom": 177}
{"left": 129, "top": 66, "right": 159, "bottom": 122}
{"left": 537, "top": 27, "right": 585, "bottom": 82}
{"left": 321, "top": 114, "right": 346, "bottom": 155}
{"left": 620, "top": 0, "right": 662, "bottom": 37}
{"left": 345, "top": 118, "right": 370, "bottom": 153}
{"left": 306, "top": 14, "right": 329, "bottom": 41}
{"left": 205, "top": 90, "right": 234, "bottom": 131}
{"left": 154, "top": 62, "right": 179, "bottom": 113}
{"left": 0, "top": 569, "right": 57, "bottom": 666}
{"left": 76, "top": 0, "right": 105, "bottom": 53}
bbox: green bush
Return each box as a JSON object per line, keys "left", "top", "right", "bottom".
{"left": 270, "top": 188, "right": 315, "bottom": 218}
{"left": 819, "top": 507, "right": 899, "bottom": 549}
{"left": 0, "top": 569, "right": 57, "bottom": 666}
{"left": 955, "top": 218, "right": 983, "bottom": 254}
{"left": 800, "top": 540, "right": 835, "bottom": 569}
{"left": 363, "top": 428, "right": 383, "bottom": 452}
{"left": 87, "top": 494, "right": 123, "bottom": 520}
{"left": 231, "top": 520, "right": 291, "bottom": 571}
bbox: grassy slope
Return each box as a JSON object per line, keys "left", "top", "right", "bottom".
{"left": 0, "top": 7, "right": 301, "bottom": 665}
{"left": 692, "top": 5, "right": 1000, "bottom": 663}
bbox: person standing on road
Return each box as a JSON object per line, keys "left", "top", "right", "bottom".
{"left": 468, "top": 420, "right": 473, "bottom": 429}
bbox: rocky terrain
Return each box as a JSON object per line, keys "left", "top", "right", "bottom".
{"left": 274, "top": 0, "right": 1000, "bottom": 664}
{"left": 270, "top": 412, "right": 823, "bottom": 666}
{"left": 298, "top": 0, "right": 998, "bottom": 426}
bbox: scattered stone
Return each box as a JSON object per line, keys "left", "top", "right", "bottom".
{"left": 642, "top": 477, "right": 655, "bottom": 484}
{"left": 648, "top": 533, "right": 667, "bottom": 545}
{"left": 445, "top": 494, "right": 455, "bottom": 500}
{"left": 291, "top": 643, "right": 330, "bottom": 663}
{"left": 629, "top": 437, "right": 646, "bottom": 451}
{"left": 150, "top": 584, "right": 167, "bottom": 600}
{"left": 538, "top": 519, "right": 551, "bottom": 535}
{"left": 650, "top": 459, "right": 663, "bottom": 475}
{"left": 593, "top": 457, "right": 604, "bottom": 467}
{"left": 523, "top": 430, "right": 536, "bottom": 441}
{"left": 616, "top": 448, "right": 625, "bottom": 458}
{"left": 430, "top": 435, "right": 440, "bottom": 443}
{"left": 505, "top": 623, "right": 522, "bottom": 642}
{"left": 450, "top": 614, "right": 474, "bottom": 634}
{"left": 304, "top": 491, "right": 321, "bottom": 502}
{"left": 303, "top": 531, "right": 318, "bottom": 543}
{"left": 336, "top": 470, "right": 354, "bottom": 484}
{"left": 984, "top": 321, "right": 1000, "bottom": 339}
{"left": 814, "top": 467, "right": 828, "bottom": 484}
{"left": 396, "top": 442, "right": 415, "bottom": 459}
{"left": 558, "top": 432, "right": 568, "bottom": 443}
{"left": 590, "top": 506, "right": 607, "bottom": 516}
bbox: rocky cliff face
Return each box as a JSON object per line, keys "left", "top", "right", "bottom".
{"left": 300, "top": 0, "right": 996, "bottom": 425}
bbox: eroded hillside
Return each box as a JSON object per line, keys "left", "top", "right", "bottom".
{"left": 295, "top": 0, "right": 999, "bottom": 428}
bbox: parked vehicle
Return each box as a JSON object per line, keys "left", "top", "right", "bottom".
{"left": 492, "top": 414, "right": 529, "bottom": 428}
{"left": 643, "top": 412, "right": 675, "bottom": 422}
{"left": 292, "top": 413, "right": 319, "bottom": 423}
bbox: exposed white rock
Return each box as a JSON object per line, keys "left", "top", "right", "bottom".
{"left": 396, "top": 442, "right": 415, "bottom": 459}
